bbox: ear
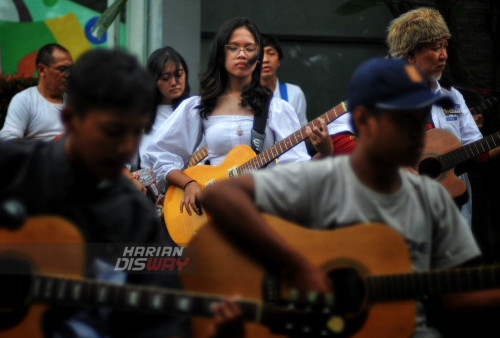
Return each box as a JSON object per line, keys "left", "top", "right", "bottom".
{"left": 352, "top": 106, "right": 372, "bottom": 136}
{"left": 36, "top": 63, "right": 46, "bottom": 77}
{"left": 406, "top": 52, "right": 416, "bottom": 64}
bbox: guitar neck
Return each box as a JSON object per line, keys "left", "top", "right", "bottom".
{"left": 29, "top": 274, "right": 303, "bottom": 326}
{"left": 238, "top": 101, "right": 347, "bottom": 174}
{"left": 471, "top": 97, "right": 498, "bottom": 115}
{"left": 437, "top": 131, "right": 500, "bottom": 171}
{"left": 368, "top": 265, "right": 500, "bottom": 303}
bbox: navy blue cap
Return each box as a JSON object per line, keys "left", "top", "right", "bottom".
{"left": 347, "top": 57, "right": 453, "bottom": 112}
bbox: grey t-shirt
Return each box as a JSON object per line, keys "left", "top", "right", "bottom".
{"left": 252, "top": 155, "right": 480, "bottom": 337}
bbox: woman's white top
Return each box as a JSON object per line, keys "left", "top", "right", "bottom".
{"left": 148, "top": 96, "right": 311, "bottom": 181}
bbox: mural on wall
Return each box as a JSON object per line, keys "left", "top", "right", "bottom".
{"left": 0, "top": 0, "right": 125, "bottom": 76}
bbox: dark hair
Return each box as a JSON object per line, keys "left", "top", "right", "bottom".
{"left": 198, "top": 17, "right": 271, "bottom": 118}
{"left": 35, "top": 43, "right": 70, "bottom": 66}
{"left": 66, "top": 48, "right": 156, "bottom": 121}
{"left": 146, "top": 46, "right": 191, "bottom": 107}
{"left": 262, "top": 34, "right": 283, "bottom": 60}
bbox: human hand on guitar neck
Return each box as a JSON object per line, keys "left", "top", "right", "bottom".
{"left": 209, "top": 297, "right": 245, "bottom": 338}
{"left": 307, "top": 118, "right": 334, "bottom": 159}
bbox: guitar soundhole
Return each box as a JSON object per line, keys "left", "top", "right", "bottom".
{"left": 0, "top": 256, "right": 33, "bottom": 329}
{"left": 328, "top": 268, "right": 368, "bottom": 337}
{"left": 417, "top": 158, "right": 441, "bottom": 179}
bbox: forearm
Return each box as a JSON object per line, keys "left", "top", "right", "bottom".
{"left": 442, "top": 289, "right": 500, "bottom": 311}
{"left": 166, "top": 169, "right": 197, "bottom": 190}
{"left": 488, "top": 146, "right": 500, "bottom": 161}
{"left": 200, "top": 177, "right": 307, "bottom": 271}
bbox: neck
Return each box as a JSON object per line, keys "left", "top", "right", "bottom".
{"left": 63, "top": 137, "right": 101, "bottom": 185}
{"left": 261, "top": 75, "right": 277, "bottom": 92}
{"left": 160, "top": 98, "right": 174, "bottom": 105}
{"left": 38, "top": 83, "right": 64, "bottom": 104}
{"left": 349, "top": 149, "right": 402, "bottom": 194}
{"left": 227, "top": 76, "right": 251, "bottom": 94}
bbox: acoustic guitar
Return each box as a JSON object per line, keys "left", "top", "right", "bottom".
{"left": 182, "top": 214, "right": 500, "bottom": 338}
{"left": 0, "top": 216, "right": 337, "bottom": 338}
{"left": 417, "top": 128, "right": 500, "bottom": 205}
{"left": 164, "top": 101, "right": 348, "bottom": 246}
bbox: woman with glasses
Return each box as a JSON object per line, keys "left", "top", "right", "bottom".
{"left": 147, "top": 17, "right": 320, "bottom": 216}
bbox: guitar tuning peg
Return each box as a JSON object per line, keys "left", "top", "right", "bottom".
{"left": 324, "top": 292, "right": 335, "bottom": 306}
{"left": 307, "top": 290, "right": 318, "bottom": 303}
{"left": 289, "top": 288, "right": 299, "bottom": 302}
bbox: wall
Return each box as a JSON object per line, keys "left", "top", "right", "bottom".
{"left": 200, "top": 0, "right": 393, "bottom": 120}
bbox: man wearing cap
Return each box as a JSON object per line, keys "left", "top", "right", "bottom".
{"left": 386, "top": 7, "right": 500, "bottom": 226}
{"left": 260, "top": 34, "right": 308, "bottom": 126}
{"left": 199, "top": 57, "right": 500, "bottom": 337}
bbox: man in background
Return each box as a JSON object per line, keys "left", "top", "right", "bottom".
{"left": 0, "top": 43, "right": 72, "bottom": 140}
{"left": 260, "top": 34, "right": 308, "bottom": 126}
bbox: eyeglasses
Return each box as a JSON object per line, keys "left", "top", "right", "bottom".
{"left": 224, "top": 44, "right": 258, "bottom": 56}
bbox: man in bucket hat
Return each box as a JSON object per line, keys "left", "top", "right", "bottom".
{"left": 387, "top": 7, "right": 500, "bottom": 226}
{"left": 200, "top": 57, "right": 500, "bottom": 337}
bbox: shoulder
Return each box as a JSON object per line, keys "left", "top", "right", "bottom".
{"left": 285, "top": 82, "right": 305, "bottom": 95}
{"left": 169, "top": 96, "right": 202, "bottom": 121}
{"left": 0, "top": 139, "right": 47, "bottom": 158}
{"left": 176, "top": 95, "right": 201, "bottom": 110}
{"left": 269, "top": 96, "right": 296, "bottom": 113}
{"left": 449, "top": 86, "right": 465, "bottom": 98}
{"left": 9, "top": 86, "right": 37, "bottom": 105}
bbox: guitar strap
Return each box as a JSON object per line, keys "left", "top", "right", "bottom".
{"left": 250, "top": 97, "right": 271, "bottom": 154}
{"left": 278, "top": 81, "right": 288, "bottom": 101}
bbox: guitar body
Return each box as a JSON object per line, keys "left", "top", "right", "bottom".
{"left": 0, "top": 216, "right": 85, "bottom": 338}
{"left": 417, "top": 128, "right": 468, "bottom": 205}
{"left": 181, "top": 214, "right": 415, "bottom": 338}
{"left": 164, "top": 144, "right": 256, "bottom": 245}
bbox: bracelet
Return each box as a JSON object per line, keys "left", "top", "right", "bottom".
{"left": 183, "top": 179, "right": 197, "bottom": 190}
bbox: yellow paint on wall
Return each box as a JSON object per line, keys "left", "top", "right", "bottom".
{"left": 45, "top": 12, "right": 91, "bottom": 61}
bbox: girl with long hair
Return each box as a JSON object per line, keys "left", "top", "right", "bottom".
{"left": 148, "top": 17, "right": 322, "bottom": 215}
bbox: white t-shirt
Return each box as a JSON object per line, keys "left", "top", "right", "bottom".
{"left": 0, "top": 86, "right": 64, "bottom": 140}
{"left": 274, "top": 78, "right": 308, "bottom": 126}
{"left": 252, "top": 155, "right": 480, "bottom": 337}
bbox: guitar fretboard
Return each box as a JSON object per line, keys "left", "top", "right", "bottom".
{"left": 237, "top": 101, "right": 348, "bottom": 175}
{"left": 367, "top": 265, "right": 500, "bottom": 303}
{"left": 437, "top": 131, "right": 500, "bottom": 171}
{"left": 30, "top": 274, "right": 261, "bottom": 320}
{"left": 471, "top": 97, "right": 498, "bottom": 116}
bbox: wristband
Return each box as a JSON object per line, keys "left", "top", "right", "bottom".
{"left": 183, "top": 179, "right": 197, "bottom": 190}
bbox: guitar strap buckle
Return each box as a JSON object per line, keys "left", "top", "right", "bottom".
{"left": 251, "top": 130, "right": 266, "bottom": 154}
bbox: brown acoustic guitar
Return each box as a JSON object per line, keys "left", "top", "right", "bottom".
{"left": 0, "top": 217, "right": 338, "bottom": 337}
{"left": 182, "top": 214, "right": 500, "bottom": 338}
{"left": 164, "top": 101, "right": 348, "bottom": 246}
{"left": 417, "top": 128, "right": 500, "bottom": 205}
